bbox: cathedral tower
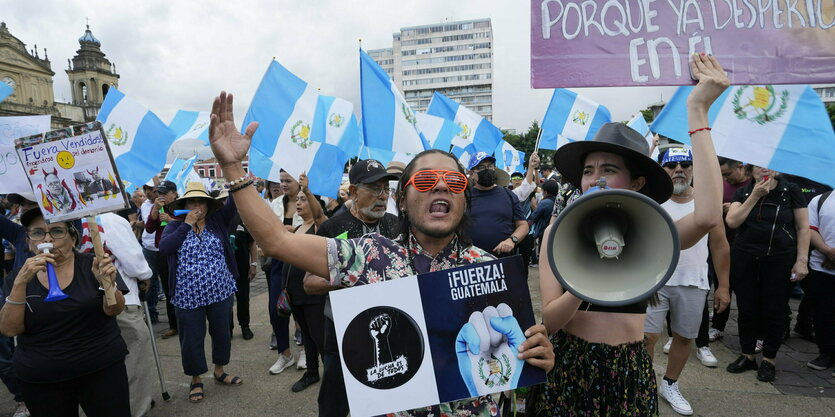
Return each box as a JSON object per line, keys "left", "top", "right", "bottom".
{"left": 66, "top": 24, "right": 119, "bottom": 121}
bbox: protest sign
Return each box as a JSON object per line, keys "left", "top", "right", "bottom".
{"left": 15, "top": 121, "right": 129, "bottom": 223}
{"left": 330, "top": 256, "right": 546, "bottom": 416}
{"left": 531, "top": 0, "right": 835, "bottom": 87}
{"left": 0, "top": 115, "right": 51, "bottom": 194}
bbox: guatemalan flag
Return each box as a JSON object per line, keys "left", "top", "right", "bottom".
{"left": 426, "top": 92, "right": 503, "bottom": 155}
{"left": 311, "top": 95, "right": 363, "bottom": 158}
{"left": 417, "top": 112, "right": 462, "bottom": 152}
{"left": 539, "top": 89, "right": 612, "bottom": 150}
{"left": 359, "top": 49, "right": 425, "bottom": 155}
{"left": 168, "top": 110, "right": 211, "bottom": 146}
{"left": 652, "top": 85, "right": 835, "bottom": 187}
{"left": 164, "top": 155, "right": 200, "bottom": 194}
{"left": 495, "top": 141, "right": 525, "bottom": 174}
{"left": 96, "top": 89, "right": 177, "bottom": 187}
{"left": 243, "top": 60, "right": 346, "bottom": 199}
{"left": 0, "top": 82, "right": 12, "bottom": 102}
{"left": 626, "top": 113, "right": 659, "bottom": 160}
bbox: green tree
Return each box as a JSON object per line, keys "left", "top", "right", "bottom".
{"left": 640, "top": 108, "right": 654, "bottom": 124}
{"left": 827, "top": 104, "right": 835, "bottom": 130}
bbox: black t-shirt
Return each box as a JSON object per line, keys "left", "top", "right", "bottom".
{"left": 317, "top": 210, "right": 398, "bottom": 240}
{"left": 468, "top": 186, "right": 526, "bottom": 254}
{"left": 4, "top": 252, "right": 129, "bottom": 383}
{"left": 283, "top": 226, "right": 326, "bottom": 305}
{"left": 228, "top": 213, "right": 253, "bottom": 272}
{"left": 732, "top": 178, "right": 807, "bottom": 256}
{"left": 115, "top": 200, "right": 138, "bottom": 222}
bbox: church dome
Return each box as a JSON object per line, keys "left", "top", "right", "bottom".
{"left": 78, "top": 25, "right": 101, "bottom": 46}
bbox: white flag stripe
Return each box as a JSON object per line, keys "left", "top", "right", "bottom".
{"left": 102, "top": 99, "right": 146, "bottom": 158}
{"left": 561, "top": 96, "right": 598, "bottom": 143}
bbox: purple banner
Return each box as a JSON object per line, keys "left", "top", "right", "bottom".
{"left": 531, "top": 0, "right": 835, "bottom": 87}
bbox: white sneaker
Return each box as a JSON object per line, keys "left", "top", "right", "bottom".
{"left": 297, "top": 350, "right": 307, "bottom": 370}
{"left": 696, "top": 347, "right": 719, "bottom": 367}
{"left": 269, "top": 352, "right": 296, "bottom": 375}
{"left": 708, "top": 328, "right": 723, "bottom": 342}
{"left": 659, "top": 380, "right": 693, "bottom": 416}
{"left": 13, "top": 402, "right": 29, "bottom": 417}
{"left": 663, "top": 337, "right": 673, "bottom": 354}
{"left": 755, "top": 340, "right": 763, "bottom": 353}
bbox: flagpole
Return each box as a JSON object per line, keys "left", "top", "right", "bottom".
{"left": 533, "top": 127, "right": 543, "bottom": 153}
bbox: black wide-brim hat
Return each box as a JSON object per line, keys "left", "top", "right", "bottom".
{"left": 552, "top": 122, "right": 672, "bottom": 204}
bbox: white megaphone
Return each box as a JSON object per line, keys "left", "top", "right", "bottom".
{"left": 545, "top": 179, "right": 680, "bottom": 306}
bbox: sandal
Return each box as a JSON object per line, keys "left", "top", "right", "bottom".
{"left": 188, "top": 382, "right": 204, "bottom": 403}
{"left": 213, "top": 372, "right": 242, "bottom": 386}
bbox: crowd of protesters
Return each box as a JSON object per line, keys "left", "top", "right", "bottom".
{"left": 0, "top": 55, "right": 832, "bottom": 417}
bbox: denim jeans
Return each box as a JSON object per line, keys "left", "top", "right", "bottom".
{"left": 142, "top": 248, "right": 161, "bottom": 320}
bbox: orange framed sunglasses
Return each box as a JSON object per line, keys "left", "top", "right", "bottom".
{"left": 404, "top": 169, "right": 468, "bottom": 193}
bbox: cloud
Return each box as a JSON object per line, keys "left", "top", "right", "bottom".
{"left": 5, "top": 0, "right": 676, "bottom": 135}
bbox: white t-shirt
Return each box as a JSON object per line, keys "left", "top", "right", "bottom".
{"left": 661, "top": 198, "right": 710, "bottom": 289}
{"left": 809, "top": 193, "right": 835, "bottom": 275}
{"left": 139, "top": 200, "right": 157, "bottom": 251}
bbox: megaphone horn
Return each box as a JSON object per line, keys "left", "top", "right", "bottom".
{"left": 37, "top": 243, "right": 69, "bottom": 302}
{"left": 546, "top": 188, "right": 680, "bottom": 307}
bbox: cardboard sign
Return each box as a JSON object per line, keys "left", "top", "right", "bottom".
{"left": 531, "top": 0, "right": 835, "bottom": 87}
{"left": 0, "top": 115, "right": 51, "bottom": 194}
{"left": 15, "top": 122, "right": 129, "bottom": 223}
{"left": 330, "top": 256, "right": 546, "bottom": 416}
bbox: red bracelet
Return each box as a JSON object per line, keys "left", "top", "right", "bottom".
{"left": 688, "top": 127, "right": 711, "bottom": 136}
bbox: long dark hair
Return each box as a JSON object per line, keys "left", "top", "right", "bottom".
{"left": 394, "top": 149, "right": 472, "bottom": 246}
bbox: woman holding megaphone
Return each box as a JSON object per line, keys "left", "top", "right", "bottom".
{"left": 531, "top": 54, "right": 727, "bottom": 415}
{"left": 0, "top": 207, "right": 129, "bottom": 417}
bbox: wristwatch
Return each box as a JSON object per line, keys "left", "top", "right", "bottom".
{"left": 250, "top": 262, "right": 258, "bottom": 267}
{"left": 509, "top": 235, "right": 519, "bottom": 245}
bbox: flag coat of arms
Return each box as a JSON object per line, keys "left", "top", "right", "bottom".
{"left": 426, "top": 92, "right": 503, "bottom": 155}
{"left": 360, "top": 49, "right": 426, "bottom": 155}
{"left": 311, "top": 95, "right": 363, "bottom": 158}
{"left": 169, "top": 110, "right": 211, "bottom": 145}
{"left": 539, "top": 89, "right": 611, "bottom": 150}
{"left": 96, "top": 89, "right": 177, "bottom": 187}
{"left": 652, "top": 85, "right": 835, "bottom": 187}
{"left": 244, "top": 60, "right": 346, "bottom": 199}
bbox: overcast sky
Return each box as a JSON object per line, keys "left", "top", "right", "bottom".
{"left": 6, "top": 0, "right": 677, "bottom": 133}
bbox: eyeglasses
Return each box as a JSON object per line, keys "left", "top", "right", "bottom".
{"left": 511, "top": 176, "right": 524, "bottom": 181}
{"left": 358, "top": 184, "right": 391, "bottom": 197}
{"left": 27, "top": 227, "right": 69, "bottom": 241}
{"left": 404, "top": 170, "right": 468, "bottom": 193}
{"left": 470, "top": 164, "right": 495, "bottom": 172}
{"left": 662, "top": 161, "right": 692, "bottom": 169}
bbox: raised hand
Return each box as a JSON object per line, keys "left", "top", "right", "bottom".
{"left": 369, "top": 314, "right": 391, "bottom": 339}
{"left": 209, "top": 91, "right": 259, "bottom": 168}
{"left": 687, "top": 54, "right": 731, "bottom": 112}
{"left": 298, "top": 172, "right": 309, "bottom": 192}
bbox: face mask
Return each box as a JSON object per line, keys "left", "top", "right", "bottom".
{"left": 476, "top": 169, "right": 496, "bottom": 187}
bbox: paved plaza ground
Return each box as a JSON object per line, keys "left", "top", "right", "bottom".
{"left": 2, "top": 267, "right": 834, "bottom": 416}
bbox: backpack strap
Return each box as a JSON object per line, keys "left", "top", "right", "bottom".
{"left": 818, "top": 191, "right": 832, "bottom": 218}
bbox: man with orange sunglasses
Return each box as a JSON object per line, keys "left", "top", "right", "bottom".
{"left": 207, "top": 90, "right": 554, "bottom": 416}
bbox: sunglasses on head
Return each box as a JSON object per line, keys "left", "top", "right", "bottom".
{"left": 662, "top": 161, "right": 692, "bottom": 169}
{"left": 404, "top": 170, "right": 468, "bottom": 193}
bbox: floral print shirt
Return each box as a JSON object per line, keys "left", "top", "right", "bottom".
{"left": 173, "top": 229, "right": 237, "bottom": 309}
{"left": 326, "top": 233, "right": 499, "bottom": 417}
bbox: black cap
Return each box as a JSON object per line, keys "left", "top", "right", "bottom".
{"left": 349, "top": 159, "right": 398, "bottom": 185}
{"left": 156, "top": 180, "right": 177, "bottom": 194}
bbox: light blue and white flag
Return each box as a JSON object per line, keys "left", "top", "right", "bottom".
{"left": 626, "top": 113, "right": 659, "bottom": 160}
{"left": 97, "top": 88, "right": 177, "bottom": 187}
{"left": 360, "top": 49, "right": 426, "bottom": 155}
{"left": 168, "top": 110, "right": 210, "bottom": 145}
{"left": 652, "top": 85, "right": 835, "bottom": 187}
{"left": 311, "top": 95, "right": 363, "bottom": 158}
{"left": 164, "top": 155, "right": 200, "bottom": 194}
{"left": 416, "top": 112, "right": 462, "bottom": 152}
{"left": 494, "top": 141, "right": 526, "bottom": 174}
{"left": 243, "top": 60, "right": 346, "bottom": 198}
{"left": 426, "top": 92, "right": 503, "bottom": 154}
{"left": 539, "top": 89, "right": 612, "bottom": 150}
{"left": 0, "top": 82, "right": 12, "bottom": 102}
{"left": 451, "top": 143, "right": 478, "bottom": 169}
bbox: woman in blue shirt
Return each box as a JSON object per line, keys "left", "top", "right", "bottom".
{"left": 159, "top": 182, "right": 240, "bottom": 403}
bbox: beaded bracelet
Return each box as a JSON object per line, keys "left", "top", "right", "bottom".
{"left": 229, "top": 179, "right": 255, "bottom": 193}
{"left": 226, "top": 173, "right": 253, "bottom": 189}
{"left": 4, "top": 297, "right": 25, "bottom": 305}
{"left": 688, "top": 127, "right": 711, "bottom": 136}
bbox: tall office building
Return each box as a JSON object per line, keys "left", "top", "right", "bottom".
{"left": 368, "top": 18, "right": 494, "bottom": 120}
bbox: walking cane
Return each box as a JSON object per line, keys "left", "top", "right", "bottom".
{"left": 140, "top": 287, "right": 171, "bottom": 401}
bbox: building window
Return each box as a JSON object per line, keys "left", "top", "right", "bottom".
{"left": 79, "top": 82, "right": 88, "bottom": 103}
{"left": 209, "top": 167, "right": 216, "bottom": 177}
{"left": 243, "top": 166, "right": 249, "bottom": 173}
{"left": 198, "top": 168, "right": 205, "bottom": 176}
